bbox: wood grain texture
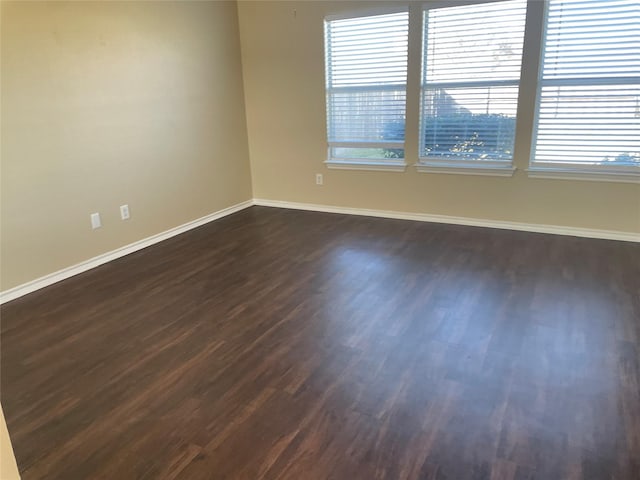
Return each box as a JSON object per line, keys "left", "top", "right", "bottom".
{"left": 2, "top": 206, "right": 639, "bottom": 480}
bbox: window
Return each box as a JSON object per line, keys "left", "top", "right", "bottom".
{"left": 324, "top": 11, "right": 409, "bottom": 170}
{"left": 418, "top": 0, "right": 527, "bottom": 174}
{"left": 530, "top": 0, "right": 640, "bottom": 181}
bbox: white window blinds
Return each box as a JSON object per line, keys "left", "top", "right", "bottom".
{"left": 419, "top": 0, "right": 527, "bottom": 168}
{"left": 325, "top": 11, "right": 409, "bottom": 163}
{"left": 531, "top": 0, "right": 640, "bottom": 172}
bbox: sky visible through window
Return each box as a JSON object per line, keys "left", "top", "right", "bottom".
{"left": 424, "top": 0, "right": 525, "bottom": 116}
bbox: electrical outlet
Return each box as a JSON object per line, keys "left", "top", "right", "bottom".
{"left": 120, "top": 204, "right": 130, "bottom": 220}
{"left": 90, "top": 213, "right": 101, "bottom": 229}
{"left": 316, "top": 173, "right": 323, "bottom": 185}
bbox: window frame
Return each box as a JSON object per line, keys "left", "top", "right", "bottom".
{"left": 527, "top": 0, "right": 640, "bottom": 184}
{"left": 322, "top": 0, "right": 639, "bottom": 182}
{"left": 415, "top": 0, "right": 528, "bottom": 177}
{"left": 323, "top": 8, "right": 410, "bottom": 172}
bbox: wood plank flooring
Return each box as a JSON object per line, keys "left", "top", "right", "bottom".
{"left": 1, "top": 206, "right": 639, "bottom": 479}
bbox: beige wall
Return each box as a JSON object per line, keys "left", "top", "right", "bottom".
{"left": 237, "top": 0, "right": 640, "bottom": 233}
{"left": 1, "top": 0, "right": 638, "bottom": 291}
{"left": 1, "top": 0, "right": 252, "bottom": 290}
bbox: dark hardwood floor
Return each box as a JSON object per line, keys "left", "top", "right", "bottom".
{"left": 1, "top": 206, "right": 639, "bottom": 479}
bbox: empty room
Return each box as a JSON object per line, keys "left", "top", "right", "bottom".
{"left": 1, "top": 0, "right": 639, "bottom": 479}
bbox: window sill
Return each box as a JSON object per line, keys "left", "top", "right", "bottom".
{"left": 325, "top": 160, "right": 407, "bottom": 172}
{"left": 527, "top": 167, "right": 640, "bottom": 184}
{"left": 415, "top": 162, "right": 516, "bottom": 177}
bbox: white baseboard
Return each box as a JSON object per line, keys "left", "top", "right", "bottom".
{"left": 253, "top": 198, "right": 640, "bottom": 243}
{"left": 2, "top": 197, "right": 637, "bottom": 304}
{"left": 0, "top": 200, "right": 253, "bottom": 305}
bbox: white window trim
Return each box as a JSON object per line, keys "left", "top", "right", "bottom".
{"left": 325, "top": 159, "right": 407, "bottom": 172}
{"left": 415, "top": 162, "right": 516, "bottom": 177}
{"left": 528, "top": 1, "right": 640, "bottom": 182}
